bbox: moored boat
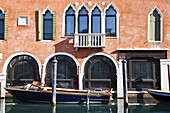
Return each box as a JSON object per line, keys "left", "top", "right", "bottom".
{"left": 148, "top": 89, "right": 170, "bottom": 102}
{"left": 5, "top": 81, "right": 112, "bottom": 104}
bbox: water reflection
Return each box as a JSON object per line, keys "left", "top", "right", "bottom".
{"left": 1, "top": 99, "right": 170, "bottom": 113}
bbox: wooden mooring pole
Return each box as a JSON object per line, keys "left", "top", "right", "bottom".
{"left": 52, "top": 57, "right": 58, "bottom": 106}
{"left": 122, "top": 60, "right": 128, "bottom": 106}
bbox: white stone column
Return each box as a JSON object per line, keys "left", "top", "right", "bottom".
{"left": 160, "top": 59, "right": 170, "bottom": 91}
{"left": 117, "top": 59, "right": 124, "bottom": 98}
{"left": 0, "top": 73, "right": 5, "bottom": 98}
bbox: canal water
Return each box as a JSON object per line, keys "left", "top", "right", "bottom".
{"left": 1, "top": 99, "right": 170, "bottom": 113}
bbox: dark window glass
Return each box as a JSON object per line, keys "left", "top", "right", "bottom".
{"left": 46, "top": 55, "right": 78, "bottom": 89}
{"left": 128, "top": 59, "right": 160, "bottom": 91}
{"left": 84, "top": 56, "right": 117, "bottom": 90}
{"left": 106, "top": 7, "right": 116, "bottom": 36}
{"left": 65, "top": 7, "right": 75, "bottom": 36}
{"left": 92, "top": 7, "right": 101, "bottom": 33}
{"left": 0, "top": 11, "right": 4, "bottom": 40}
{"left": 78, "top": 7, "right": 88, "bottom": 33}
{"left": 43, "top": 11, "right": 53, "bottom": 40}
{"left": 153, "top": 10, "right": 160, "bottom": 41}
{"left": 7, "top": 55, "right": 40, "bottom": 86}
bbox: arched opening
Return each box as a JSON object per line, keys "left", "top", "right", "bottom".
{"left": 84, "top": 55, "right": 117, "bottom": 90}
{"left": 6, "top": 55, "right": 40, "bottom": 86}
{"left": 45, "top": 55, "right": 78, "bottom": 89}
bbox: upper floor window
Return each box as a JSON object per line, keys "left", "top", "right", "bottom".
{"left": 43, "top": 10, "right": 53, "bottom": 40}
{"left": 148, "top": 7, "right": 163, "bottom": 42}
{"left": 38, "top": 8, "right": 56, "bottom": 41}
{"left": 92, "top": 7, "right": 101, "bottom": 33}
{"left": 78, "top": 7, "right": 88, "bottom": 33}
{"left": 0, "top": 9, "right": 8, "bottom": 40}
{"left": 105, "top": 6, "right": 116, "bottom": 37}
{"left": 0, "top": 10, "right": 4, "bottom": 40}
{"left": 65, "top": 7, "right": 75, "bottom": 36}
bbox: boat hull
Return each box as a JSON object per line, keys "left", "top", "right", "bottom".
{"left": 148, "top": 89, "right": 170, "bottom": 102}
{"left": 6, "top": 88, "right": 111, "bottom": 104}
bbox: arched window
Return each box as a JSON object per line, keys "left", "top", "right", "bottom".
{"left": 84, "top": 56, "right": 117, "bottom": 90}
{"left": 149, "top": 7, "right": 163, "bottom": 42}
{"left": 105, "top": 6, "right": 116, "bottom": 37}
{"left": 92, "top": 7, "right": 101, "bottom": 33}
{"left": 0, "top": 9, "right": 4, "bottom": 40}
{"left": 43, "top": 10, "right": 53, "bottom": 40}
{"left": 78, "top": 7, "right": 88, "bottom": 33}
{"left": 65, "top": 7, "right": 75, "bottom": 36}
{"left": 46, "top": 55, "right": 78, "bottom": 89}
{"left": 7, "top": 55, "right": 40, "bottom": 86}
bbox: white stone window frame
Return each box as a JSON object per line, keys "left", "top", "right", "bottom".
{"left": 62, "top": 3, "right": 120, "bottom": 39}
{"left": 104, "top": 2, "right": 120, "bottom": 38}
{"left": 89, "top": 3, "right": 103, "bottom": 35}
{"left": 62, "top": 3, "right": 76, "bottom": 38}
{"left": 148, "top": 6, "right": 163, "bottom": 43}
{"left": 41, "top": 7, "right": 54, "bottom": 42}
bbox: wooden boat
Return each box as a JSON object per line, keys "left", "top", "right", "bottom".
{"left": 148, "top": 89, "right": 170, "bottom": 102}
{"left": 5, "top": 81, "right": 112, "bottom": 104}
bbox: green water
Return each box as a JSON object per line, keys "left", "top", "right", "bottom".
{"left": 2, "top": 99, "right": 170, "bottom": 113}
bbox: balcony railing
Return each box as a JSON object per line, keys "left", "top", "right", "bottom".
{"left": 74, "top": 34, "right": 105, "bottom": 49}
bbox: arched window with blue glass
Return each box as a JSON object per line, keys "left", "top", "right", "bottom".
{"left": 105, "top": 6, "right": 116, "bottom": 37}
{"left": 78, "top": 7, "right": 88, "bottom": 33}
{"left": 43, "top": 10, "right": 53, "bottom": 40}
{"left": 0, "top": 9, "right": 4, "bottom": 40}
{"left": 92, "top": 7, "right": 101, "bottom": 33}
{"left": 65, "top": 7, "right": 75, "bottom": 36}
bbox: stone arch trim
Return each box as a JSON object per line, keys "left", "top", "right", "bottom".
{"left": 80, "top": 52, "right": 119, "bottom": 90}
{"left": 42, "top": 52, "right": 80, "bottom": 84}
{"left": 3, "top": 52, "right": 42, "bottom": 77}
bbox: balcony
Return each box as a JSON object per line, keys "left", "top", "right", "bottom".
{"left": 74, "top": 34, "right": 105, "bottom": 50}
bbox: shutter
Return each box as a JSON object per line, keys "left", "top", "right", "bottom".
{"left": 4, "top": 10, "right": 8, "bottom": 41}
{"left": 38, "top": 10, "right": 43, "bottom": 40}
{"left": 149, "top": 14, "right": 155, "bottom": 41}
{"left": 53, "top": 10, "right": 56, "bottom": 40}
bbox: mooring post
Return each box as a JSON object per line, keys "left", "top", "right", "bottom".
{"left": 168, "top": 64, "right": 170, "bottom": 91}
{"left": 122, "top": 60, "right": 128, "bottom": 106}
{"left": 86, "top": 89, "right": 90, "bottom": 105}
{"left": 52, "top": 57, "right": 58, "bottom": 106}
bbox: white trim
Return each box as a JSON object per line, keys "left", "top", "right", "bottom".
{"left": 148, "top": 6, "right": 163, "bottom": 43}
{"left": 2, "top": 52, "right": 41, "bottom": 97}
{"left": 104, "top": 2, "right": 120, "bottom": 38}
{"left": 62, "top": 3, "right": 76, "bottom": 37}
{"left": 42, "top": 7, "right": 53, "bottom": 14}
{"left": 89, "top": 3, "right": 103, "bottom": 14}
{"left": 42, "top": 52, "right": 80, "bottom": 84}
{"left": 76, "top": 3, "right": 89, "bottom": 14}
{"left": 80, "top": 52, "right": 119, "bottom": 90}
{"left": 0, "top": 8, "right": 4, "bottom": 14}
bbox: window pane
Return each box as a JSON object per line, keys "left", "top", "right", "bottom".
{"left": 153, "top": 10, "right": 160, "bottom": 41}
{"left": 79, "top": 16, "right": 88, "bottom": 33}
{"left": 44, "top": 11, "right": 52, "bottom": 19}
{"left": 0, "top": 20, "right": 4, "bottom": 39}
{"left": 43, "top": 20, "right": 53, "bottom": 40}
{"left": 106, "top": 16, "right": 116, "bottom": 36}
{"left": 79, "top": 7, "right": 88, "bottom": 15}
{"left": 91, "top": 82, "right": 110, "bottom": 88}
{"left": 132, "top": 61, "right": 153, "bottom": 79}
{"left": 132, "top": 82, "right": 153, "bottom": 89}
{"left": 57, "top": 82, "right": 71, "bottom": 88}
{"left": 92, "top": 7, "right": 101, "bottom": 15}
{"left": 66, "top": 15, "right": 75, "bottom": 36}
{"left": 92, "top": 16, "right": 101, "bottom": 33}
{"left": 0, "top": 12, "right": 4, "bottom": 19}
{"left": 66, "top": 7, "right": 75, "bottom": 15}
{"left": 106, "top": 7, "right": 116, "bottom": 15}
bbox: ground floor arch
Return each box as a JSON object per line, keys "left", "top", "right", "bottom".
{"left": 43, "top": 52, "right": 80, "bottom": 89}
{"left": 80, "top": 52, "right": 119, "bottom": 91}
